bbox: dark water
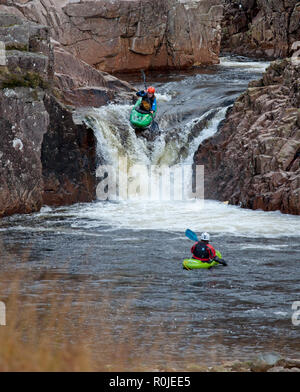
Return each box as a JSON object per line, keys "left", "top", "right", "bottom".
{"left": 0, "top": 56, "right": 299, "bottom": 367}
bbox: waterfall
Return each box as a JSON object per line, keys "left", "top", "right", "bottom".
{"left": 78, "top": 101, "right": 228, "bottom": 202}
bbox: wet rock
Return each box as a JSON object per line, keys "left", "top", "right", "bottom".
{"left": 190, "top": 356, "right": 300, "bottom": 372}
{"left": 0, "top": 7, "right": 137, "bottom": 107}
{"left": 0, "top": 87, "right": 49, "bottom": 217}
{"left": 249, "top": 352, "right": 283, "bottom": 372}
{"left": 0, "top": 86, "right": 97, "bottom": 217}
{"left": 0, "top": 13, "right": 53, "bottom": 217}
{"left": 10, "top": 0, "right": 224, "bottom": 73}
{"left": 42, "top": 94, "right": 96, "bottom": 206}
{"left": 194, "top": 58, "right": 300, "bottom": 215}
{"left": 221, "top": 0, "right": 300, "bottom": 59}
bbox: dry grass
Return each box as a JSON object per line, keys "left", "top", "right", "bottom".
{"left": 0, "top": 279, "right": 93, "bottom": 371}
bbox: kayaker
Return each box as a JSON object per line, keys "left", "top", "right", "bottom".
{"left": 191, "top": 232, "right": 217, "bottom": 263}
{"left": 136, "top": 87, "right": 157, "bottom": 114}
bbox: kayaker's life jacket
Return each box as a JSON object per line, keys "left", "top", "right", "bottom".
{"left": 191, "top": 242, "right": 216, "bottom": 262}
{"left": 141, "top": 95, "right": 155, "bottom": 112}
{"left": 136, "top": 91, "right": 156, "bottom": 112}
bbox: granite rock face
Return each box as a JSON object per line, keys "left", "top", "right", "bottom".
{"left": 194, "top": 58, "right": 300, "bottom": 215}
{"left": 51, "top": 39, "right": 136, "bottom": 107}
{"left": 0, "top": 14, "right": 97, "bottom": 217}
{"left": 8, "top": 0, "right": 224, "bottom": 73}
{"left": 0, "top": 87, "right": 49, "bottom": 216}
{"left": 222, "top": 0, "right": 300, "bottom": 59}
{"left": 42, "top": 94, "right": 96, "bottom": 206}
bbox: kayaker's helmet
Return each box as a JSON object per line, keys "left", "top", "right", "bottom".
{"left": 200, "top": 232, "right": 210, "bottom": 242}
{"left": 147, "top": 86, "right": 155, "bottom": 94}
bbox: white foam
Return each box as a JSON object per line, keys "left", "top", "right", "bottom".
{"left": 219, "top": 57, "right": 270, "bottom": 72}
{"left": 58, "top": 199, "right": 300, "bottom": 239}
{"left": 156, "top": 93, "right": 172, "bottom": 102}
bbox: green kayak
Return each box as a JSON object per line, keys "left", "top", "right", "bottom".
{"left": 183, "top": 259, "right": 220, "bottom": 270}
{"left": 130, "top": 98, "right": 157, "bottom": 129}
{"left": 182, "top": 250, "right": 227, "bottom": 270}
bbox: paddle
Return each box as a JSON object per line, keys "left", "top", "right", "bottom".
{"left": 141, "top": 70, "right": 159, "bottom": 132}
{"left": 185, "top": 229, "right": 227, "bottom": 266}
{"left": 185, "top": 229, "right": 199, "bottom": 242}
{"left": 141, "top": 69, "right": 147, "bottom": 91}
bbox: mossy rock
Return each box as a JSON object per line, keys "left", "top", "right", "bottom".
{"left": 5, "top": 43, "right": 29, "bottom": 52}
{"left": 0, "top": 71, "right": 47, "bottom": 89}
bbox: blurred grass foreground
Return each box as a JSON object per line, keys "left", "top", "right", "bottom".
{"left": 0, "top": 270, "right": 298, "bottom": 372}
{"left": 0, "top": 272, "right": 193, "bottom": 372}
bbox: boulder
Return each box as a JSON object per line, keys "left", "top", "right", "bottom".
{"left": 51, "top": 39, "right": 136, "bottom": 107}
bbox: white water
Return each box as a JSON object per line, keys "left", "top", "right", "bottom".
{"left": 69, "top": 58, "right": 300, "bottom": 239}
{"left": 219, "top": 57, "right": 270, "bottom": 72}
{"left": 63, "top": 199, "right": 299, "bottom": 239}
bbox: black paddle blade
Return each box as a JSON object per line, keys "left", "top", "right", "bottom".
{"left": 215, "top": 258, "right": 227, "bottom": 266}
{"left": 213, "top": 257, "right": 228, "bottom": 267}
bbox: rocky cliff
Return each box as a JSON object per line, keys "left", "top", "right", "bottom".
{"left": 222, "top": 0, "right": 300, "bottom": 59}
{"left": 0, "top": 2, "right": 137, "bottom": 106}
{"left": 0, "top": 14, "right": 100, "bottom": 217}
{"left": 6, "top": 0, "right": 224, "bottom": 73}
{"left": 6, "top": 0, "right": 300, "bottom": 67}
{"left": 194, "top": 58, "right": 300, "bottom": 215}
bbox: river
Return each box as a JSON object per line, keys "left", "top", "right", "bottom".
{"left": 0, "top": 56, "right": 299, "bottom": 369}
